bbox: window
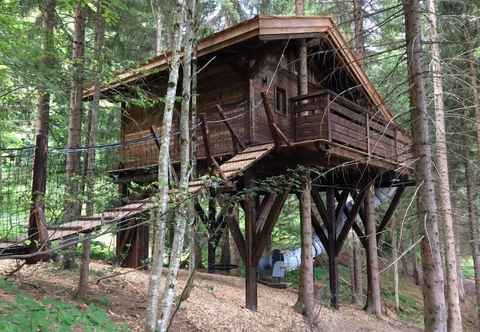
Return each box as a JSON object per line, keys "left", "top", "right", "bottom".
{"left": 275, "top": 87, "right": 287, "bottom": 115}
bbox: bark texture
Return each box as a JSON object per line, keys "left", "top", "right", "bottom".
{"left": 157, "top": 0, "right": 195, "bottom": 328}
{"left": 365, "top": 187, "right": 382, "bottom": 318}
{"left": 300, "top": 175, "right": 314, "bottom": 320}
{"left": 426, "top": 0, "right": 462, "bottom": 329}
{"left": 403, "top": 1, "right": 447, "bottom": 330}
{"left": 85, "top": 0, "right": 105, "bottom": 216}
{"left": 144, "top": 0, "right": 185, "bottom": 330}
{"left": 65, "top": 0, "right": 87, "bottom": 221}
{"left": 77, "top": 235, "right": 91, "bottom": 298}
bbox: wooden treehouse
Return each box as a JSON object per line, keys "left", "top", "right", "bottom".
{"left": 20, "top": 16, "right": 414, "bottom": 311}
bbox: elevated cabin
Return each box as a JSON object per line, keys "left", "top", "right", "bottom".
{"left": 86, "top": 16, "right": 412, "bottom": 180}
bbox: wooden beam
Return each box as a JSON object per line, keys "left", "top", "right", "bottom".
{"left": 244, "top": 177, "right": 257, "bottom": 311}
{"left": 335, "top": 190, "right": 349, "bottom": 223}
{"left": 255, "top": 193, "right": 278, "bottom": 234}
{"left": 376, "top": 187, "right": 405, "bottom": 242}
{"left": 326, "top": 188, "right": 339, "bottom": 309}
{"left": 335, "top": 185, "right": 371, "bottom": 256}
{"left": 225, "top": 206, "right": 246, "bottom": 262}
{"left": 199, "top": 114, "right": 230, "bottom": 182}
{"left": 260, "top": 92, "right": 292, "bottom": 147}
{"left": 215, "top": 104, "right": 246, "bottom": 151}
{"left": 311, "top": 190, "right": 328, "bottom": 226}
{"left": 253, "top": 191, "right": 289, "bottom": 264}
{"left": 311, "top": 210, "right": 329, "bottom": 255}
{"left": 193, "top": 201, "right": 208, "bottom": 225}
{"left": 352, "top": 222, "right": 368, "bottom": 249}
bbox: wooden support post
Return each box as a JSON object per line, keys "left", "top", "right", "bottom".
{"left": 244, "top": 174, "right": 257, "bottom": 311}
{"left": 215, "top": 104, "right": 246, "bottom": 152}
{"left": 225, "top": 206, "right": 246, "bottom": 262}
{"left": 207, "top": 190, "right": 216, "bottom": 273}
{"left": 116, "top": 219, "right": 149, "bottom": 269}
{"left": 260, "top": 92, "right": 291, "bottom": 147}
{"left": 376, "top": 187, "right": 405, "bottom": 242}
{"left": 326, "top": 188, "right": 339, "bottom": 309}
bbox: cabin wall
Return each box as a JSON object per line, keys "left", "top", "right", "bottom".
{"left": 251, "top": 46, "right": 323, "bottom": 145}
{"left": 119, "top": 63, "right": 249, "bottom": 170}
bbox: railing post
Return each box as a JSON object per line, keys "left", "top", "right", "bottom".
{"left": 366, "top": 113, "right": 370, "bottom": 157}
{"left": 326, "top": 95, "right": 332, "bottom": 142}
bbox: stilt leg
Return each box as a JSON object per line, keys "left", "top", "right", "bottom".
{"left": 245, "top": 190, "right": 257, "bottom": 311}
{"left": 327, "top": 188, "right": 339, "bottom": 309}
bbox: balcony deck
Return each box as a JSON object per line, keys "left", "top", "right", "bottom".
{"left": 111, "top": 90, "right": 412, "bottom": 175}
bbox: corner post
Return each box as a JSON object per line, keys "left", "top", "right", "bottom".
{"left": 326, "top": 187, "right": 339, "bottom": 309}
{"left": 244, "top": 172, "right": 257, "bottom": 311}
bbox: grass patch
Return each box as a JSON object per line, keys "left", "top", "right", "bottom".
{"left": 0, "top": 278, "right": 128, "bottom": 332}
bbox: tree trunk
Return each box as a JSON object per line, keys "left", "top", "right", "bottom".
{"left": 403, "top": 1, "right": 447, "bottom": 330}
{"left": 156, "top": 0, "right": 195, "bottom": 329}
{"left": 463, "top": 144, "right": 480, "bottom": 328}
{"left": 144, "top": 0, "right": 186, "bottom": 330}
{"left": 300, "top": 175, "right": 314, "bottom": 320}
{"left": 77, "top": 234, "right": 91, "bottom": 298}
{"left": 365, "top": 186, "right": 382, "bottom": 318}
{"left": 65, "top": 0, "right": 87, "bottom": 222}
{"left": 28, "top": 0, "right": 55, "bottom": 260}
{"left": 351, "top": 0, "right": 365, "bottom": 304}
{"left": 85, "top": 0, "right": 105, "bottom": 217}
{"left": 294, "top": 0, "right": 308, "bottom": 311}
{"left": 392, "top": 217, "right": 400, "bottom": 312}
{"left": 465, "top": 36, "right": 480, "bottom": 327}
{"left": 427, "top": 0, "right": 463, "bottom": 329}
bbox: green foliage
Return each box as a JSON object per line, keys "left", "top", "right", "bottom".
{"left": 0, "top": 278, "right": 128, "bottom": 332}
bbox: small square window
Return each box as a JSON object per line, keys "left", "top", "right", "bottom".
{"left": 275, "top": 87, "right": 287, "bottom": 114}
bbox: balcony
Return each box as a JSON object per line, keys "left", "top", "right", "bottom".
{"left": 290, "top": 90, "right": 411, "bottom": 164}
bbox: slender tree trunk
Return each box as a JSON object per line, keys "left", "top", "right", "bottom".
{"left": 77, "top": 233, "right": 91, "bottom": 298}
{"left": 300, "top": 174, "right": 314, "bottom": 320}
{"left": 85, "top": 0, "right": 105, "bottom": 216}
{"left": 65, "top": 0, "right": 87, "bottom": 221}
{"left": 427, "top": 1, "right": 463, "bottom": 329}
{"left": 392, "top": 218, "right": 400, "bottom": 313}
{"left": 28, "top": 0, "right": 55, "bottom": 258}
{"left": 463, "top": 145, "right": 480, "bottom": 328}
{"left": 465, "top": 33, "right": 480, "bottom": 327}
{"left": 294, "top": 0, "right": 309, "bottom": 312}
{"left": 351, "top": 0, "right": 365, "bottom": 303}
{"left": 365, "top": 186, "right": 382, "bottom": 318}
{"left": 144, "top": 0, "right": 185, "bottom": 330}
{"left": 157, "top": 0, "right": 195, "bottom": 324}
{"left": 403, "top": 1, "right": 447, "bottom": 330}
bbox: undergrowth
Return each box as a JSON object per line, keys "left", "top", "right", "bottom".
{"left": 0, "top": 278, "right": 128, "bottom": 332}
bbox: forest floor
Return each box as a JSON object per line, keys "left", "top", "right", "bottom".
{"left": 0, "top": 259, "right": 428, "bottom": 331}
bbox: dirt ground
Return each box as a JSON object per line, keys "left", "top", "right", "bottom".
{"left": 0, "top": 260, "right": 422, "bottom": 331}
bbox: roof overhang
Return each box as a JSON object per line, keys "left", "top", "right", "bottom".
{"left": 84, "top": 15, "right": 394, "bottom": 121}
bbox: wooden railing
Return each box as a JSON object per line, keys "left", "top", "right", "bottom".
{"left": 290, "top": 90, "right": 412, "bottom": 164}
{"left": 113, "top": 100, "right": 248, "bottom": 171}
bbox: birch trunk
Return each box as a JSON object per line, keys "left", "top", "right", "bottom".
{"left": 156, "top": 0, "right": 195, "bottom": 329}
{"left": 85, "top": 0, "right": 105, "bottom": 216}
{"left": 144, "top": 0, "right": 185, "bottom": 330}
{"left": 65, "top": 0, "right": 87, "bottom": 221}
{"left": 392, "top": 220, "right": 400, "bottom": 313}
{"left": 427, "top": 1, "right": 463, "bottom": 329}
{"left": 403, "top": 1, "right": 447, "bottom": 330}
